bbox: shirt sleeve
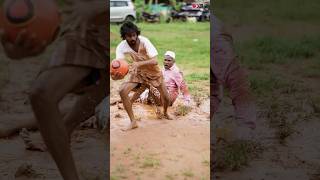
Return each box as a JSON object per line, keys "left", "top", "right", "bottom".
{"left": 143, "top": 37, "right": 158, "bottom": 58}
{"left": 115, "top": 42, "right": 125, "bottom": 59}
{"left": 174, "top": 71, "right": 191, "bottom": 102}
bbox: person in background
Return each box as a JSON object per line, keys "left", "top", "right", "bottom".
{"left": 211, "top": 14, "right": 257, "bottom": 140}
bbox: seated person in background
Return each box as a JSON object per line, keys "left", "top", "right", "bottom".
{"left": 134, "top": 51, "right": 191, "bottom": 107}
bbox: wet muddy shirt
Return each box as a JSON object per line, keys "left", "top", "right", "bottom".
{"left": 116, "top": 36, "right": 163, "bottom": 87}
{"left": 46, "top": 0, "right": 108, "bottom": 69}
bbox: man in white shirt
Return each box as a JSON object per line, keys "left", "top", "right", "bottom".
{"left": 111, "top": 21, "right": 172, "bottom": 130}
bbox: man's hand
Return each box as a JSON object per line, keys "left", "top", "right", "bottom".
{"left": 0, "top": 29, "right": 47, "bottom": 60}
{"left": 130, "top": 62, "right": 141, "bottom": 74}
{"left": 111, "top": 72, "right": 124, "bottom": 80}
{"left": 131, "top": 61, "right": 141, "bottom": 69}
{"left": 184, "top": 99, "right": 191, "bottom": 107}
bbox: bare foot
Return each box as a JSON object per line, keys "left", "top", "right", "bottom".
{"left": 19, "top": 128, "right": 47, "bottom": 152}
{"left": 163, "top": 113, "right": 173, "bottom": 120}
{"left": 155, "top": 107, "right": 163, "bottom": 119}
{"left": 121, "top": 121, "right": 138, "bottom": 131}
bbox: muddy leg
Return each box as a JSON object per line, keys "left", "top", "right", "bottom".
{"left": 130, "top": 85, "right": 147, "bottom": 104}
{"left": 147, "top": 89, "right": 162, "bottom": 119}
{"left": 21, "top": 72, "right": 107, "bottom": 151}
{"left": 119, "top": 82, "right": 139, "bottom": 130}
{"left": 64, "top": 72, "right": 108, "bottom": 135}
{"left": 29, "top": 66, "right": 92, "bottom": 180}
{"left": 156, "top": 82, "right": 173, "bottom": 120}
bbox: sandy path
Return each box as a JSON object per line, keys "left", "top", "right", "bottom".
{"left": 110, "top": 79, "right": 210, "bottom": 179}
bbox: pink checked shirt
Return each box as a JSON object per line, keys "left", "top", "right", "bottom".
{"left": 162, "top": 64, "right": 191, "bottom": 104}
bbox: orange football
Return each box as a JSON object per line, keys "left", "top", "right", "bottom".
{"left": 110, "top": 59, "right": 129, "bottom": 78}
{"left": 0, "top": 0, "right": 61, "bottom": 45}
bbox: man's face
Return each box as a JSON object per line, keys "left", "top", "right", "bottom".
{"left": 125, "top": 32, "right": 138, "bottom": 46}
{"left": 164, "top": 55, "right": 175, "bottom": 70}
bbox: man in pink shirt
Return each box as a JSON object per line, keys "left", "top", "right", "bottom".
{"left": 134, "top": 51, "right": 191, "bottom": 107}
{"left": 211, "top": 15, "right": 257, "bottom": 140}
{"left": 162, "top": 51, "right": 191, "bottom": 106}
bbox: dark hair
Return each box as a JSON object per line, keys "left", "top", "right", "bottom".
{"left": 120, "top": 21, "right": 141, "bottom": 40}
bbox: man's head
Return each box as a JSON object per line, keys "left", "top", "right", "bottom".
{"left": 120, "top": 21, "right": 141, "bottom": 46}
{"left": 164, "top": 51, "right": 175, "bottom": 70}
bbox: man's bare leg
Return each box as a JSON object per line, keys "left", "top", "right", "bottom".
{"left": 20, "top": 77, "right": 107, "bottom": 151}
{"left": 157, "top": 82, "right": 173, "bottom": 120}
{"left": 128, "top": 85, "right": 162, "bottom": 119}
{"left": 119, "top": 82, "right": 139, "bottom": 130}
{"left": 110, "top": 85, "right": 146, "bottom": 105}
{"left": 130, "top": 85, "right": 147, "bottom": 104}
{"left": 147, "top": 92, "right": 163, "bottom": 119}
{"left": 64, "top": 73, "right": 107, "bottom": 134}
{"left": 29, "top": 66, "right": 92, "bottom": 180}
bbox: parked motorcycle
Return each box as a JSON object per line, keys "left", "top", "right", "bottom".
{"left": 141, "top": 11, "right": 161, "bottom": 23}
{"left": 167, "top": 4, "right": 210, "bottom": 23}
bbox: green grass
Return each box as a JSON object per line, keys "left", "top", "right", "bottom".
{"left": 202, "top": 159, "right": 210, "bottom": 166}
{"left": 213, "top": 0, "right": 320, "bottom": 25}
{"left": 123, "top": 147, "right": 132, "bottom": 155}
{"left": 140, "top": 156, "right": 161, "bottom": 168}
{"left": 111, "top": 164, "right": 128, "bottom": 180}
{"left": 185, "top": 72, "right": 210, "bottom": 81}
{"left": 249, "top": 73, "right": 290, "bottom": 96}
{"left": 165, "top": 173, "right": 178, "bottom": 180}
{"left": 216, "top": 141, "right": 262, "bottom": 171}
{"left": 237, "top": 36, "right": 320, "bottom": 67}
{"left": 181, "top": 169, "right": 194, "bottom": 178}
{"left": 111, "top": 22, "right": 210, "bottom": 97}
{"left": 174, "top": 104, "right": 192, "bottom": 116}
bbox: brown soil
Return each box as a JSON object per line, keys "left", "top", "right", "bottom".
{"left": 0, "top": 45, "right": 108, "bottom": 179}
{"left": 110, "top": 79, "right": 210, "bottom": 180}
{"left": 214, "top": 23, "right": 320, "bottom": 179}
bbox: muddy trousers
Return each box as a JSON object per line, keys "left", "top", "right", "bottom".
{"left": 211, "top": 59, "right": 256, "bottom": 129}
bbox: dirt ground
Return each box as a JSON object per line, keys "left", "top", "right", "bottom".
{"left": 110, "top": 79, "right": 210, "bottom": 180}
{"left": 0, "top": 44, "right": 210, "bottom": 179}
{"left": 0, "top": 46, "right": 108, "bottom": 179}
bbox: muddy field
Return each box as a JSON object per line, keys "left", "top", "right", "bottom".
{"left": 110, "top": 78, "right": 210, "bottom": 180}
{"left": 109, "top": 22, "right": 211, "bottom": 179}
{"left": 0, "top": 45, "right": 108, "bottom": 179}
{"left": 214, "top": 0, "right": 320, "bottom": 179}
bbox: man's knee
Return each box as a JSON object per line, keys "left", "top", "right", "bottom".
{"left": 163, "top": 92, "right": 170, "bottom": 103}
{"left": 29, "top": 85, "right": 56, "bottom": 106}
{"left": 119, "top": 86, "right": 130, "bottom": 98}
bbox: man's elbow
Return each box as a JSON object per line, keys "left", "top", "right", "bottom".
{"left": 151, "top": 59, "right": 158, "bottom": 65}
{"left": 153, "top": 60, "right": 158, "bottom": 65}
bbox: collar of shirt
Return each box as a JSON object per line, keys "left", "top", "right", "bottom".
{"left": 163, "top": 64, "right": 179, "bottom": 72}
